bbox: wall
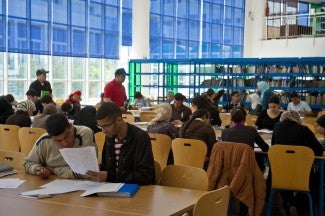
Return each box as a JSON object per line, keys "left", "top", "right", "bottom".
{"left": 244, "top": 0, "right": 325, "bottom": 57}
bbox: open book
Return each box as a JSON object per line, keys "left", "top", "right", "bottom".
{"left": 0, "top": 164, "right": 17, "bottom": 178}
{"left": 20, "top": 179, "right": 139, "bottom": 198}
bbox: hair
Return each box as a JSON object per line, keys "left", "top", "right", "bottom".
{"left": 41, "top": 95, "right": 54, "bottom": 104}
{"left": 45, "top": 113, "right": 70, "bottom": 136}
{"left": 134, "top": 91, "right": 143, "bottom": 99}
{"left": 96, "top": 102, "right": 122, "bottom": 121}
{"left": 268, "top": 95, "right": 280, "bottom": 105}
{"left": 180, "top": 109, "right": 210, "bottom": 137}
{"left": 43, "top": 104, "right": 57, "bottom": 115}
{"left": 61, "top": 102, "right": 73, "bottom": 112}
{"left": 148, "top": 103, "right": 172, "bottom": 125}
{"left": 231, "top": 91, "right": 239, "bottom": 97}
{"left": 231, "top": 107, "right": 247, "bottom": 123}
{"left": 289, "top": 91, "right": 299, "bottom": 99}
{"left": 5, "top": 94, "right": 15, "bottom": 103}
{"left": 206, "top": 88, "right": 215, "bottom": 96}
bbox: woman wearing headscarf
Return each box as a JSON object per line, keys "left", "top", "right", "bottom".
{"left": 257, "top": 81, "right": 274, "bottom": 110}
{"left": 66, "top": 90, "right": 82, "bottom": 106}
{"left": 271, "top": 110, "right": 323, "bottom": 215}
{"left": 0, "top": 96, "right": 14, "bottom": 124}
{"left": 6, "top": 100, "right": 36, "bottom": 127}
{"left": 147, "top": 103, "right": 178, "bottom": 139}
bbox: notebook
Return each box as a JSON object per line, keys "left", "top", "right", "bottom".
{"left": 0, "top": 164, "right": 17, "bottom": 178}
{"left": 97, "top": 183, "right": 140, "bottom": 198}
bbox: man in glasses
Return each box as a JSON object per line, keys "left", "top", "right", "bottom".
{"left": 86, "top": 102, "right": 155, "bottom": 185}
{"left": 24, "top": 113, "right": 97, "bottom": 179}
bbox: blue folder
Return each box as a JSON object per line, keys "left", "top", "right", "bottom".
{"left": 97, "top": 183, "right": 139, "bottom": 197}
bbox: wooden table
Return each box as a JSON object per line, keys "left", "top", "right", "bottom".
{"left": 0, "top": 172, "right": 207, "bottom": 216}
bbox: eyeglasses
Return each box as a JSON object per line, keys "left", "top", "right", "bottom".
{"left": 98, "top": 119, "right": 116, "bottom": 130}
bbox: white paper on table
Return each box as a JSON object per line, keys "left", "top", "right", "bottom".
{"left": 257, "top": 129, "right": 273, "bottom": 134}
{"left": 81, "top": 182, "right": 123, "bottom": 197}
{"left": 59, "top": 146, "right": 99, "bottom": 175}
{"left": 0, "top": 178, "right": 25, "bottom": 188}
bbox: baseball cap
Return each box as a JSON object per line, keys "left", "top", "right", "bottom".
{"left": 36, "top": 68, "right": 49, "bottom": 76}
{"left": 115, "top": 68, "right": 128, "bottom": 76}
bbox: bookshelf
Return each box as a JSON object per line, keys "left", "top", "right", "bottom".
{"left": 128, "top": 57, "right": 325, "bottom": 110}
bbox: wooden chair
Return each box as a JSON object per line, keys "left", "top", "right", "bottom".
{"left": 317, "top": 110, "right": 325, "bottom": 117}
{"left": 94, "top": 131, "right": 106, "bottom": 164}
{"left": 245, "top": 115, "right": 257, "bottom": 127}
{"left": 266, "top": 145, "right": 314, "bottom": 216}
{"left": 149, "top": 133, "right": 172, "bottom": 170}
{"left": 192, "top": 185, "right": 230, "bottom": 216}
{"left": 159, "top": 165, "right": 208, "bottom": 191}
{"left": 0, "top": 151, "right": 25, "bottom": 170}
{"left": 122, "top": 114, "right": 135, "bottom": 123}
{"left": 301, "top": 122, "right": 316, "bottom": 134}
{"left": 0, "top": 124, "right": 20, "bottom": 152}
{"left": 18, "top": 127, "right": 46, "bottom": 156}
{"left": 172, "top": 138, "right": 207, "bottom": 169}
{"left": 219, "top": 113, "right": 231, "bottom": 127}
{"left": 154, "top": 160, "right": 161, "bottom": 185}
{"left": 139, "top": 111, "right": 156, "bottom": 122}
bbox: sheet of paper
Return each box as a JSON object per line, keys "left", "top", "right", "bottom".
{"left": 59, "top": 146, "right": 99, "bottom": 175}
{"left": 0, "top": 178, "right": 25, "bottom": 188}
{"left": 257, "top": 129, "right": 273, "bottom": 134}
{"left": 81, "top": 182, "right": 123, "bottom": 197}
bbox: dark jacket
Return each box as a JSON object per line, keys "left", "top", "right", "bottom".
{"left": 179, "top": 119, "right": 216, "bottom": 158}
{"left": 170, "top": 104, "right": 192, "bottom": 122}
{"left": 255, "top": 109, "right": 282, "bottom": 130}
{"left": 272, "top": 120, "right": 323, "bottom": 156}
{"left": 0, "top": 98, "right": 14, "bottom": 124}
{"left": 222, "top": 125, "right": 269, "bottom": 152}
{"left": 73, "top": 106, "right": 101, "bottom": 133}
{"left": 6, "top": 110, "right": 31, "bottom": 127}
{"left": 100, "top": 124, "right": 155, "bottom": 185}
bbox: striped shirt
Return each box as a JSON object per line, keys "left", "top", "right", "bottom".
{"left": 114, "top": 138, "right": 124, "bottom": 171}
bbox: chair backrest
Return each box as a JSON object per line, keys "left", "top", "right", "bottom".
{"left": 159, "top": 165, "right": 208, "bottom": 191}
{"left": 154, "top": 160, "right": 161, "bottom": 185}
{"left": 149, "top": 133, "right": 172, "bottom": 170}
{"left": 219, "top": 114, "right": 231, "bottom": 127}
{"left": 95, "top": 131, "right": 106, "bottom": 164}
{"left": 18, "top": 127, "right": 46, "bottom": 156}
{"left": 139, "top": 111, "right": 156, "bottom": 122}
{"left": 268, "top": 144, "right": 314, "bottom": 191}
{"left": 0, "top": 124, "right": 20, "bottom": 152}
{"left": 318, "top": 110, "right": 325, "bottom": 118}
{"left": 172, "top": 138, "right": 207, "bottom": 169}
{"left": 0, "top": 151, "right": 25, "bottom": 170}
{"left": 301, "top": 122, "right": 316, "bottom": 134}
{"left": 245, "top": 115, "right": 257, "bottom": 127}
{"left": 193, "top": 185, "right": 230, "bottom": 216}
{"left": 122, "top": 114, "right": 135, "bottom": 123}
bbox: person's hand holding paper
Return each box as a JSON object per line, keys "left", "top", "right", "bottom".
{"left": 59, "top": 146, "right": 99, "bottom": 175}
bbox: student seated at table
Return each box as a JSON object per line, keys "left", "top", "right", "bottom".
{"left": 32, "top": 104, "right": 57, "bottom": 129}
{"left": 271, "top": 110, "right": 323, "bottom": 215}
{"left": 133, "top": 91, "right": 151, "bottom": 109}
{"left": 222, "top": 107, "right": 269, "bottom": 152}
{"left": 60, "top": 102, "right": 80, "bottom": 120}
{"left": 86, "top": 102, "right": 155, "bottom": 185}
{"left": 6, "top": 100, "right": 36, "bottom": 127}
{"left": 220, "top": 91, "right": 244, "bottom": 113}
{"left": 73, "top": 105, "right": 101, "bottom": 134}
{"left": 179, "top": 109, "right": 216, "bottom": 169}
{"left": 170, "top": 93, "right": 192, "bottom": 127}
{"left": 147, "top": 103, "right": 178, "bottom": 139}
{"left": 24, "top": 113, "right": 97, "bottom": 179}
{"left": 287, "top": 91, "right": 313, "bottom": 117}
{"left": 0, "top": 96, "right": 14, "bottom": 124}
{"left": 192, "top": 95, "right": 222, "bottom": 127}
{"left": 255, "top": 95, "right": 282, "bottom": 131}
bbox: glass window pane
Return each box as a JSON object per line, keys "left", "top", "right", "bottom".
{"left": 89, "top": 81, "right": 102, "bottom": 103}
{"left": 163, "top": 17, "right": 175, "bottom": 38}
{"left": 176, "top": 40, "right": 187, "bottom": 59}
{"left": 203, "top": 2, "right": 211, "bottom": 22}
{"left": 0, "top": 17, "right": 5, "bottom": 50}
{"left": 89, "top": 30, "right": 104, "bottom": 56}
{"left": 234, "top": 8, "right": 244, "bottom": 27}
{"left": 31, "top": 0, "right": 49, "bottom": 21}
{"left": 72, "top": 57, "right": 86, "bottom": 79}
{"left": 89, "top": 58, "right": 102, "bottom": 80}
{"left": 90, "top": 3, "right": 103, "bottom": 29}
{"left": 7, "top": 53, "right": 28, "bottom": 79}
{"left": 151, "top": 0, "right": 161, "bottom": 14}
{"left": 105, "top": 6, "right": 119, "bottom": 31}
{"left": 71, "top": 82, "right": 85, "bottom": 94}
{"left": 53, "top": 0, "right": 68, "bottom": 24}
{"left": 189, "top": 20, "right": 199, "bottom": 41}
{"left": 225, "top": 6, "right": 234, "bottom": 25}
{"left": 212, "top": 4, "right": 223, "bottom": 24}
{"left": 8, "top": 20, "right": 28, "bottom": 52}
{"left": 71, "top": 0, "right": 86, "bottom": 27}
{"left": 52, "top": 25, "right": 69, "bottom": 55}
{"left": 233, "top": 27, "right": 243, "bottom": 46}
{"left": 52, "top": 81, "right": 67, "bottom": 100}
{"left": 163, "top": 0, "right": 175, "bottom": 16}
{"left": 8, "top": 81, "right": 28, "bottom": 101}
{"left": 189, "top": 41, "right": 198, "bottom": 58}
{"left": 177, "top": 18, "right": 188, "bottom": 40}
{"left": 177, "top": 0, "right": 187, "bottom": 18}
{"left": 150, "top": 37, "right": 161, "bottom": 59}
{"left": 30, "top": 55, "right": 49, "bottom": 79}
{"left": 105, "top": 31, "right": 119, "bottom": 58}
{"left": 202, "top": 22, "right": 210, "bottom": 42}
{"left": 122, "top": 9, "right": 132, "bottom": 46}
{"left": 224, "top": 26, "right": 233, "bottom": 44}
{"left": 52, "top": 56, "right": 68, "bottom": 80}
{"left": 150, "top": 15, "right": 161, "bottom": 37}
{"left": 8, "top": 0, "right": 26, "bottom": 18}
{"left": 72, "top": 28, "right": 86, "bottom": 55}
{"left": 189, "top": 0, "right": 200, "bottom": 20}
{"left": 31, "top": 22, "right": 49, "bottom": 53}
{"left": 162, "top": 39, "right": 174, "bottom": 59}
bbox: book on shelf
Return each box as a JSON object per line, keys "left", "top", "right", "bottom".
{"left": 0, "top": 164, "right": 17, "bottom": 178}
